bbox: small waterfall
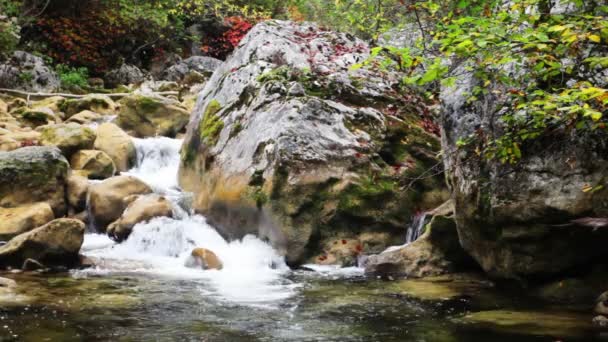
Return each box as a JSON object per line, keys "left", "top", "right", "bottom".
{"left": 382, "top": 211, "right": 428, "bottom": 253}
{"left": 80, "top": 136, "right": 296, "bottom": 306}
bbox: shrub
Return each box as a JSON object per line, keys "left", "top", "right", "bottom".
{"left": 0, "top": 15, "right": 20, "bottom": 59}
{"left": 55, "top": 64, "right": 89, "bottom": 89}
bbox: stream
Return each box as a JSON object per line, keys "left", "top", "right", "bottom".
{"left": 0, "top": 137, "right": 600, "bottom": 341}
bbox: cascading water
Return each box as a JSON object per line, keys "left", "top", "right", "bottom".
{"left": 78, "top": 137, "right": 299, "bottom": 307}
{"left": 382, "top": 212, "right": 428, "bottom": 253}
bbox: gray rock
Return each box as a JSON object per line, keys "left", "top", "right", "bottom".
{"left": 0, "top": 51, "right": 60, "bottom": 92}
{"left": 104, "top": 64, "right": 146, "bottom": 88}
{"left": 161, "top": 56, "right": 222, "bottom": 83}
{"left": 179, "top": 21, "right": 446, "bottom": 264}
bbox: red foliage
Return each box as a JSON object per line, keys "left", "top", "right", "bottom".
{"left": 201, "top": 17, "right": 253, "bottom": 60}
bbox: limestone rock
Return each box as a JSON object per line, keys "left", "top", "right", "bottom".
{"left": 107, "top": 194, "right": 173, "bottom": 241}
{"left": 17, "top": 107, "right": 59, "bottom": 128}
{"left": 116, "top": 94, "right": 190, "bottom": 137}
{"left": 0, "top": 203, "right": 54, "bottom": 241}
{"left": 66, "top": 173, "right": 89, "bottom": 212}
{"left": 66, "top": 110, "right": 103, "bottom": 125}
{"left": 88, "top": 175, "right": 152, "bottom": 231}
{"left": 70, "top": 149, "right": 116, "bottom": 179}
{"left": 104, "top": 64, "right": 146, "bottom": 88}
{"left": 0, "top": 218, "right": 85, "bottom": 269}
{"left": 94, "top": 122, "right": 136, "bottom": 172}
{"left": 161, "top": 56, "right": 222, "bottom": 83}
{"left": 178, "top": 21, "right": 445, "bottom": 265}
{"left": 39, "top": 123, "right": 96, "bottom": 157}
{"left": 185, "top": 248, "right": 223, "bottom": 270}
{"left": 0, "top": 146, "right": 69, "bottom": 216}
{"left": 0, "top": 51, "right": 60, "bottom": 92}
{"left": 59, "top": 95, "right": 117, "bottom": 118}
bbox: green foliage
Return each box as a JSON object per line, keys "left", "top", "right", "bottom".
{"left": 55, "top": 64, "right": 89, "bottom": 89}
{"left": 199, "top": 99, "right": 225, "bottom": 146}
{"left": 0, "top": 15, "right": 20, "bottom": 59}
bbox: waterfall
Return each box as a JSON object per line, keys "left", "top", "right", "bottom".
{"left": 79, "top": 136, "right": 297, "bottom": 306}
{"left": 382, "top": 212, "right": 428, "bottom": 253}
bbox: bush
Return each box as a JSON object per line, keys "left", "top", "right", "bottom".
{"left": 0, "top": 15, "right": 20, "bottom": 59}
{"left": 55, "top": 64, "right": 89, "bottom": 89}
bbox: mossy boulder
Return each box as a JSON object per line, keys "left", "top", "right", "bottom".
{"left": 0, "top": 202, "right": 54, "bottom": 241}
{"left": 65, "top": 110, "right": 103, "bottom": 125}
{"left": 17, "top": 107, "right": 59, "bottom": 128}
{"left": 0, "top": 218, "right": 85, "bottom": 270}
{"left": 59, "top": 95, "right": 117, "bottom": 118}
{"left": 116, "top": 94, "right": 190, "bottom": 138}
{"left": 0, "top": 146, "right": 69, "bottom": 216}
{"left": 70, "top": 149, "right": 116, "bottom": 179}
{"left": 93, "top": 122, "right": 136, "bottom": 172}
{"left": 178, "top": 21, "right": 447, "bottom": 265}
{"left": 39, "top": 123, "right": 96, "bottom": 157}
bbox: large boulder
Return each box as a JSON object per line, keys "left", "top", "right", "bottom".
{"left": 66, "top": 173, "right": 88, "bottom": 212}
{"left": 0, "top": 127, "right": 40, "bottom": 152}
{"left": 88, "top": 175, "right": 153, "bottom": 231}
{"left": 70, "top": 149, "right": 116, "bottom": 179}
{"left": 94, "top": 122, "right": 136, "bottom": 172}
{"left": 116, "top": 94, "right": 190, "bottom": 137}
{"left": 58, "top": 95, "right": 117, "bottom": 118}
{"left": 0, "top": 51, "right": 60, "bottom": 92}
{"left": 178, "top": 21, "right": 446, "bottom": 264}
{"left": 15, "top": 107, "right": 60, "bottom": 128}
{"left": 0, "top": 202, "right": 54, "bottom": 241}
{"left": 161, "top": 56, "right": 222, "bottom": 84}
{"left": 104, "top": 64, "right": 145, "bottom": 88}
{"left": 0, "top": 218, "right": 85, "bottom": 269}
{"left": 39, "top": 123, "right": 96, "bottom": 157}
{"left": 0, "top": 146, "right": 69, "bottom": 216}
{"left": 107, "top": 194, "right": 173, "bottom": 241}
{"left": 441, "top": 67, "right": 608, "bottom": 279}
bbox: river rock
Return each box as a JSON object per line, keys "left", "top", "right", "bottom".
{"left": 0, "top": 146, "right": 69, "bottom": 216}
{"left": 116, "top": 94, "right": 190, "bottom": 137}
{"left": 66, "top": 173, "right": 89, "bottom": 212}
{"left": 104, "top": 64, "right": 146, "bottom": 88}
{"left": 178, "top": 20, "right": 446, "bottom": 265}
{"left": 185, "top": 247, "right": 223, "bottom": 270}
{"left": 59, "top": 95, "right": 117, "bottom": 118}
{"left": 16, "top": 107, "right": 59, "bottom": 128}
{"left": 365, "top": 209, "right": 474, "bottom": 278}
{"left": 0, "top": 218, "right": 85, "bottom": 269}
{"left": 65, "top": 110, "right": 103, "bottom": 125}
{"left": 161, "top": 56, "right": 222, "bottom": 83}
{"left": 0, "top": 51, "right": 60, "bottom": 92}
{"left": 441, "top": 64, "right": 608, "bottom": 279}
{"left": 0, "top": 127, "right": 40, "bottom": 152}
{"left": 94, "top": 122, "right": 136, "bottom": 172}
{"left": 39, "top": 123, "right": 96, "bottom": 157}
{"left": 70, "top": 149, "right": 116, "bottom": 179}
{"left": 0, "top": 202, "right": 54, "bottom": 241}
{"left": 30, "top": 96, "right": 66, "bottom": 116}
{"left": 595, "top": 291, "right": 608, "bottom": 315}
{"left": 107, "top": 194, "right": 173, "bottom": 241}
{"left": 88, "top": 175, "right": 153, "bottom": 231}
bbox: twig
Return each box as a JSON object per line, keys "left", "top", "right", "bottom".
{"left": 0, "top": 88, "right": 178, "bottom": 100}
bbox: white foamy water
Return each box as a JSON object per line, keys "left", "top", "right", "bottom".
{"left": 382, "top": 212, "right": 428, "bottom": 254}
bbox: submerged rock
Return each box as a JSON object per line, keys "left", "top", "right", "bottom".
{"left": 116, "top": 94, "right": 190, "bottom": 137}
{"left": 88, "top": 175, "right": 153, "bottom": 231}
{"left": 0, "top": 218, "right": 85, "bottom": 269}
{"left": 94, "top": 122, "right": 136, "bottom": 172}
{"left": 179, "top": 20, "right": 446, "bottom": 265}
{"left": 0, "top": 146, "right": 69, "bottom": 216}
{"left": 185, "top": 247, "right": 223, "bottom": 270}
{"left": 107, "top": 194, "right": 173, "bottom": 241}
{"left": 0, "top": 202, "right": 54, "bottom": 241}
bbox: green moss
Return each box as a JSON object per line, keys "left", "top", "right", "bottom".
{"left": 199, "top": 99, "right": 224, "bottom": 146}
{"left": 257, "top": 66, "right": 291, "bottom": 83}
{"left": 229, "top": 121, "right": 243, "bottom": 139}
{"left": 136, "top": 96, "right": 163, "bottom": 112}
{"left": 247, "top": 186, "right": 268, "bottom": 208}
{"left": 180, "top": 145, "right": 196, "bottom": 165}
{"left": 338, "top": 176, "right": 398, "bottom": 213}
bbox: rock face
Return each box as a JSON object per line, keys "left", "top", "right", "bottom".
{"left": 185, "top": 248, "right": 223, "bottom": 270}
{"left": 116, "top": 94, "right": 190, "bottom": 137}
{"left": 0, "top": 146, "right": 69, "bottom": 216}
{"left": 0, "top": 51, "right": 60, "bottom": 92}
{"left": 88, "top": 176, "right": 153, "bottom": 231}
{"left": 0, "top": 203, "right": 54, "bottom": 241}
{"left": 441, "top": 66, "right": 608, "bottom": 279}
{"left": 107, "top": 194, "right": 173, "bottom": 241}
{"left": 0, "top": 218, "right": 85, "bottom": 269}
{"left": 94, "top": 123, "right": 136, "bottom": 172}
{"left": 179, "top": 21, "right": 446, "bottom": 264}
{"left": 162, "top": 56, "right": 222, "bottom": 83}
{"left": 39, "top": 123, "right": 96, "bottom": 157}
{"left": 70, "top": 150, "right": 116, "bottom": 179}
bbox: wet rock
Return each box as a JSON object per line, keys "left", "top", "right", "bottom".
{"left": 94, "top": 122, "right": 136, "bottom": 172}
{"left": 21, "top": 258, "right": 45, "bottom": 271}
{"left": 0, "top": 202, "right": 54, "bottom": 241}
{"left": 66, "top": 173, "right": 89, "bottom": 212}
{"left": 185, "top": 247, "right": 223, "bottom": 270}
{"left": 365, "top": 209, "right": 474, "bottom": 278}
{"left": 70, "top": 149, "right": 116, "bottom": 179}
{"left": 595, "top": 291, "right": 608, "bottom": 315}
{"left": 0, "top": 218, "right": 85, "bottom": 269}
{"left": 107, "top": 194, "right": 173, "bottom": 241}
{"left": 0, "top": 146, "right": 69, "bottom": 216}
{"left": 313, "top": 239, "right": 363, "bottom": 267}
{"left": 88, "top": 175, "right": 153, "bottom": 231}
{"left": 161, "top": 56, "right": 222, "bottom": 83}
{"left": 178, "top": 20, "right": 445, "bottom": 265}
{"left": 59, "top": 95, "right": 117, "bottom": 118}
{"left": 116, "top": 94, "right": 190, "bottom": 137}
{"left": 593, "top": 315, "right": 608, "bottom": 328}
{"left": 39, "top": 123, "right": 96, "bottom": 157}
{"left": 104, "top": 64, "right": 146, "bottom": 88}
{"left": 0, "top": 51, "right": 60, "bottom": 92}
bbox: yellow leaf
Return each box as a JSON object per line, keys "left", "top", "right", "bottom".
{"left": 589, "top": 34, "right": 601, "bottom": 43}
